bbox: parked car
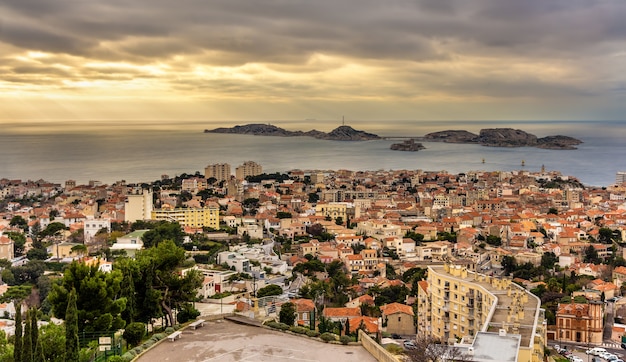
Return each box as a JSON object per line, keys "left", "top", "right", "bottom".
{"left": 391, "top": 334, "right": 402, "bottom": 339}
{"left": 403, "top": 340, "right": 417, "bottom": 349}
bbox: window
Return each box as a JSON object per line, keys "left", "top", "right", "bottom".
{"left": 398, "top": 317, "right": 401, "bottom": 322}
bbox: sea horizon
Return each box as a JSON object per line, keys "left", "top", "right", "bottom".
{"left": 1, "top": 119, "right": 625, "bottom": 187}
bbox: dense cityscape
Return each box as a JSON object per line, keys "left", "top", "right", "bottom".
{"left": 2, "top": 162, "right": 626, "bottom": 361}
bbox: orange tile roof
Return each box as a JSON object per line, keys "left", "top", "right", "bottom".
{"left": 380, "top": 302, "right": 414, "bottom": 317}
{"left": 322, "top": 307, "right": 361, "bottom": 318}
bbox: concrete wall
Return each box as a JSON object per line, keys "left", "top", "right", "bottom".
{"left": 359, "top": 330, "right": 399, "bottom": 362}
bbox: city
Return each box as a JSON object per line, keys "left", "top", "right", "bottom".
{"left": 2, "top": 163, "right": 626, "bottom": 361}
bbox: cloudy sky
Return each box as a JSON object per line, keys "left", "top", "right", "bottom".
{"left": 1, "top": 0, "right": 625, "bottom": 125}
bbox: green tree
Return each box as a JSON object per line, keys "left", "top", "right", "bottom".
{"left": 30, "top": 308, "right": 38, "bottom": 362}
{"left": 39, "top": 320, "right": 65, "bottom": 362}
{"left": 14, "top": 303, "right": 22, "bottom": 362}
{"left": 486, "top": 235, "right": 502, "bottom": 246}
{"left": 256, "top": 284, "right": 283, "bottom": 298}
{"left": 122, "top": 322, "right": 145, "bottom": 347}
{"left": 135, "top": 240, "right": 203, "bottom": 327}
{"left": 584, "top": 245, "right": 599, "bottom": 263}
{"left": 9, "top": 215, "right": 28, "bottom": 231}
{"left": 547, "top": 207, "right": 558, "bottom": 215}
{"left": 276, "top": 212, "right": 292, "bottom": 219}
{"left": 279, "top": 302, "right": 296, "bottom": 326}
{"left": 47, "top": 262, "right": 126, "bottom": 333}
{"left": 541, "top": 252, "right": 558, "bottom": 270}
{"left": 141, "top": 221, "right": 185, "bottom": 248}
{"left": 65, "top": 288, "right": 79, "bottom": 362}
{"left": 6, "top": 232, "right": 27, "bottom": 256}
{"left": 502, "top": 255, "right": 517, "bottom": 276}
{"left": 22, "top": 309, "right": 32, "bottom": 362}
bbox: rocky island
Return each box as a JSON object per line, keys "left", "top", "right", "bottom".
{"left": 423, "top": 128, "right": 582, "bottom": 150}
{"left": 204, "top": 124, "right": 381, "bottom": 141}
{"left": 390, "top": 139, "right": 426, "bottom": 151}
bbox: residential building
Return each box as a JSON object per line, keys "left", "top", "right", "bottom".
{"left": 151, "top": 203, "right": 219, "bottom": 228}
{"left": 110, "top": 229, "right": 149, "bottom": 257}
{"left": 427, "top": 264, "right": 546, "bottom": 362}
{"left": 217, "top": 251, "right": 251, "bottom": 273}
{"left": 124, "top": 189, "right": 153, "bottom": 222}
{"left": 556, "top": 301, "right": 603, "bottom": 345}
{"left": 83, "top": 217, "right": 111, "bottom": 243}
{"left": 292, "top": 298, "right": 316, "bottom": 328}
{"left": 0, "top": 233, "right": 14, "bottom": 260}
{"left": 236, "top": 161, "right": 262, "bottom": 180}
{"left": 205, "top": 163, "right": 231, "bottom": 182}
{"left": 380, "top": 302, "right": 415, "bottom": 336}
{"left": 315, "top": 202, "right": 349, "bottom": 222}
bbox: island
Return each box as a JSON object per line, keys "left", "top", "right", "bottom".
{"left": 390, "top": 139, "right": 426, "bottom": 152}
{"left": 204, "top": 124, "right": 381, "bottom": 141}
{"left": 423, "top": 128, "right": 583, "bottom": 150}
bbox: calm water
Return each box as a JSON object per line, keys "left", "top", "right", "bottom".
{"left": 1, "top": 120, "right": 625, "bottom": 187}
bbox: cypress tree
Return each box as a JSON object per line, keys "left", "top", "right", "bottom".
{"left": 65, "top": 288, "right": 80, "bottom": 362}
{"left": 31, "top": 308, "right": 38, "bottom": 359}
{"left": 14, "top": 302, "right": 22, "bottom": 362}
{"left": 35, "top": 339, "right": 44, "bottom": 362}
{"left": 22, "top": 309, "right": 32, "bottom": 362}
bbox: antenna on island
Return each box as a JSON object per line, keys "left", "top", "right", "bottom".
{"left": 342, "top": 116, "right": 345, "bottom": 126}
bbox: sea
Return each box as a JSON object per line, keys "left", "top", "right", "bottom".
{"left": 1, "top": 120, "right": 625, "bottom": 188}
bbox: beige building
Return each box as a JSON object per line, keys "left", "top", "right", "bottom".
{"left": 0, "top": 234, "right": 14, "bottom": 261}
{"left": 151, "top": 203, "right": 219, "bottom": 228}
{"left": 380, "top": 302, "right": 415, "bottom": 336}
{"left": 556, "top": 302, "right": 603, "bottom": 345}
{"left": 235, "top": 161, "right": 262, "bottom": 180}
{"left": 204, "top": 163, "right": 231, "bottom": 182}
{"left": 315, "top": 202, "right": 348, "bottom": 222}
{"left": 425, "top": 264, "right": 546, "bottom": 362}
{"left": 124, "top": 189, "right": 153, "bottom": 223}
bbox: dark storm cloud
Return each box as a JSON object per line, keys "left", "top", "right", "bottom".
{"left": 2, "top": 0, "right": 623, "bottom": 63}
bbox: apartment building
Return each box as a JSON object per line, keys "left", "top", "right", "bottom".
{"left": 425, "top": 264, "right": 546, "bottom": 362}
{"left": 315, "top": 202, "right": 348, "bottom": 222}
{"left": 151, "top": 203, "right": 219, "bottom": 229}
{"left": 124, "top": 189, "right": 153, "bottom": 222}
{"left": 235, "top": 161, "right": 262, "bottom": 180}
{"left": 204, "top": 163, "right": 231, "bottom": 182}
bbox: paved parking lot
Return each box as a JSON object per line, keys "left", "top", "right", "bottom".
{"left": 137, "top": 320, "right": 378, "bottom": 362}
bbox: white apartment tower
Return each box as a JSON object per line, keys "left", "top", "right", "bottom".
{"left": 205, "top": 163, "right": 231, "bottom": 182}
{"left": 124, "top": 189, "right": 154, "bottom": 223}
{"left": 236, "top": 161, "right": 263, "bottom": 180}
{"left": 616, "top": 171, "right": 626, "bottom": 185}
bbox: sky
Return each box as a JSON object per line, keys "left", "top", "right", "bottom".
{"left": 1, "top": 0, "right": 626, "bottom": 125}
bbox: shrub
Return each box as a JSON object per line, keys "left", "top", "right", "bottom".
{"left": 385, "top": 344, "right": 404, "bottom": 355}
{"left": 154, "top": 333, "right": 166, "bottom": 340}
{"left": 121, "top": 352, "right": 134, "bottom": 360}
{"left": 177, "top": 303, "right": 201, "bottom": 324}
{"left": 320, "top": 332, "right": 336, "bottom": 343}
{"left": 289, "top": 326, "right": 308, "bottom": 334}
{"left": 123, "top": 322, "right": 146, "bottom": 347}
{"left": 165, "top": 327, "right": 175, "bottom": 334}
{"left": 265, "top": 321, "right": 278, "bottom": 328}
{"left": 107, "top": 356, "right": 127, "bottom": 362}
{"left": 277, "top": 323, "right": 290, "bottom": 330}
{"left": 340, "top": 335, "right": 352, "bottom": 345}
{"left": 305, "top": 330, "right": 320, "bottom": 337}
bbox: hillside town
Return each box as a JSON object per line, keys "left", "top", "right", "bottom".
{"left": 2, "top": 163, "right": 626, "bottom": 361}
